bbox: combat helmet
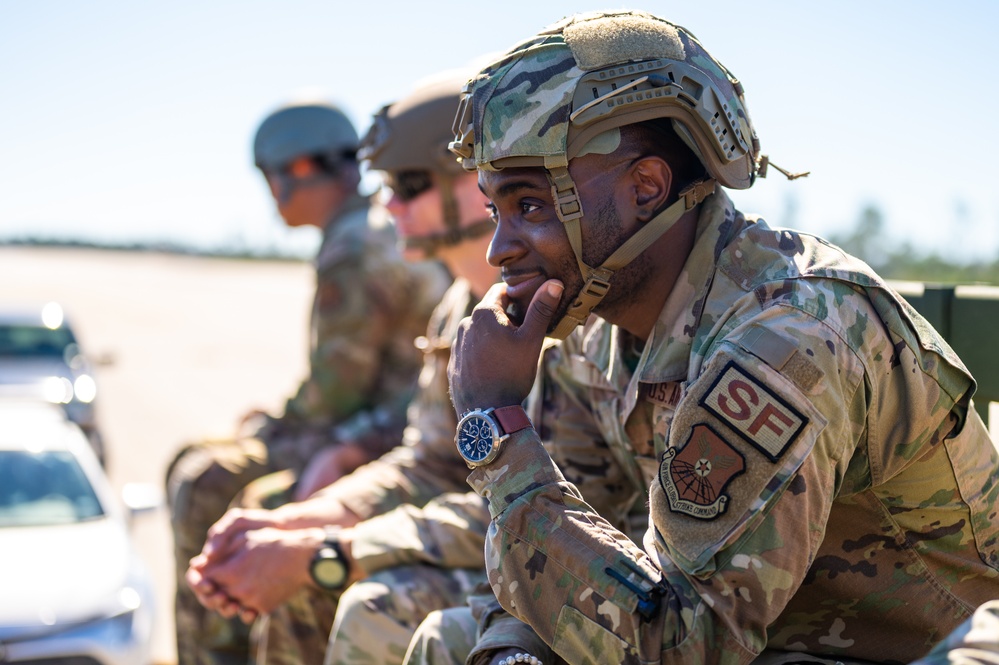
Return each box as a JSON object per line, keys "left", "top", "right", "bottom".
{"left": 253, "top": 102, "right": 359, "bottom": 176}
{"left": 360, "top": 70, "right": 493, "bottom": 256}
{"left": 450, "top": 10, "right": 800, "bottom": 338}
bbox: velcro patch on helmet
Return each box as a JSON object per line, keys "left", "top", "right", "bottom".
{"left": 563, "top": 14, "right": 685, "bottom": 71}
{"left": 575, "top": 127, "right": 621, "bottom": 158}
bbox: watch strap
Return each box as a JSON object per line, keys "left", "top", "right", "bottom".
{"left": 321, "top": 526, "right": 342, "bottom": 547}
{"left": 493, "top": 405, "right": 532, "bottom": 436}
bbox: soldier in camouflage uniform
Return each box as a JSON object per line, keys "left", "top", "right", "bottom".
{"left": 167, "top": 99, "right": 450, "bottom": 665}
{"left": 184, "top": 71, "right": 501, "bottom": 665}
{"left": 439, "top": 10, "right": 999, "bottom": 665}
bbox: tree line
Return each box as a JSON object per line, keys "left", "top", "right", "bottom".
{"left": 823, "top": 205, "right": 999, "bottom": 286}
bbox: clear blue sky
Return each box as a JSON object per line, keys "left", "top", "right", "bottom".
{"left": 2, "top": 1, "right": 997, "bottom": 259}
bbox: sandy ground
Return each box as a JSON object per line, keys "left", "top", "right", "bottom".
{"left": 0, "top": 246, "right": 313, "bottom": 665}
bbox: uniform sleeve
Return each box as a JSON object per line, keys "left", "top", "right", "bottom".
{"left": 282, "top": 228, "right": 449, "bottom": 456}
{"left": 282, "top": 255, "right": 389, "bottom": 423}
{"left": 310, "top": 335, "right": 470, "bottom": 521}
{"left": 469, "top": 594, "right": 556, "bottom": 665}
{"left": 538, "top": 341, "right": 649, "bottom": 537}
{"left": 467, "top": 304, "right": 873, "bottom": 663}
{"left": 348, "top": 491, "right": 489, "bottom": 573}
{"left": 467, "top": 429, "right": 673, "bottom": 663}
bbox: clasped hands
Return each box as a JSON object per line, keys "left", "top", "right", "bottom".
{"left": 186, "top": 507, "right": 325, "bottom": 623}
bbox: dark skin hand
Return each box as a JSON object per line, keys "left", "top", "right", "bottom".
{"left": 447, "top": 275, "right": 563, "bottom": 665}
{"left": 448, "top": 279, "right": 563, "bottom": 416}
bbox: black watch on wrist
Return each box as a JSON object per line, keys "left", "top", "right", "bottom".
{"left": 455, "top": 405, "right": 533, "bottom": 468}
{"left": 309, "top": 527, "right": 350, "bottom": 591}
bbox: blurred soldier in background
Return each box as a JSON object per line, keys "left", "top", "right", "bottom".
{"left": 166, "top": 100, "right": 450, "bottom": 665}
{"left": 184, "top": 68, "right": 499, "bottom": 665}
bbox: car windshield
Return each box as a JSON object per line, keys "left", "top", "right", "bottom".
{"left": 0, "top": 324, "right": 77, "bottom": 359}
{"left": 0, "top": 450, "right": 105, "bottom": 527}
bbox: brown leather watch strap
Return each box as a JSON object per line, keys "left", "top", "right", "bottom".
{"left": 493, "top": 405, "right": 532, "bottom": 436}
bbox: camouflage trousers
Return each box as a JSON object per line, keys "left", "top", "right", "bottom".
{"left": 166, "top": 433, "right": 320, "bottom": 665}
{"left": 909, "top": 599, "right": 999, "bottom": 665}
{"left": 403, "top": 605, "right": 978, "bottom": 665}
{"left": 403, "top": 607, "right": 478, "bottom": 665}
{"left": 250, "top": 564, "right": 486, "bottom": 665}
{"left": 403, "top": 597, "right": 563, "bottom": 665}
{"left": 402, "top": 608, "right": 902, "bottom": 665}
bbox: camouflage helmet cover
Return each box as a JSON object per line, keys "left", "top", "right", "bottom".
{"left": 359, "top": 69, "right": 467, "bottom": 176}
{"left": 450, "top": 10, "right": 760, "bottom": 190}
{"left": 253, "top": 102, "right": 359, "bottom": 172}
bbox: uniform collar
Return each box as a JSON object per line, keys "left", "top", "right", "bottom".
{"left": 567, "top": 189, "right": 745, "bottom": 391}
{"left": 320, "top": 193, "right": 371, "bottom": 238}
{"left": 636, "top": 189, "right": 744, "bottom": 384}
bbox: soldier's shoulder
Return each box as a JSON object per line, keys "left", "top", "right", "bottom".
{"left": 720, "top": 218, "right": 881, "bottom": 292}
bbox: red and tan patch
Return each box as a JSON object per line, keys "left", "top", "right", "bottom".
{"left": 699, "top": 361, "right": 806, "bottom": 462}
{"left": 659, "top": 424, "right": 745, "bottom": 520}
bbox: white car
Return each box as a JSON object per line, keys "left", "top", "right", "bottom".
{"left": 0, "top": 400, "right": 157, "bottom": 665}
{"left": 0, "top": 302, "right": 109, "bottom": 466}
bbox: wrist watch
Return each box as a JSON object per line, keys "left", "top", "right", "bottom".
{"left": 455, "top": 405, "right": 532, "bottom": 468}
{"left": 309, "top": 527, "right": 350, "bottom": 591}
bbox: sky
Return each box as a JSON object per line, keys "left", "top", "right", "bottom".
{"left": 2, "top": 1, "right": 998, "bottom": 259}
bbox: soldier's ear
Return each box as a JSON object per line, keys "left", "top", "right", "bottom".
{"left": 630, "top": 156, "right": 671, "bottom": 224}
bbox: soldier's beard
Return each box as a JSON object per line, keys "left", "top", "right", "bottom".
{"left": 535, "top": 198, "right": 627, "bottom": 334}
{"left": 502, "top": 195, "right": 635, "bottom": 334}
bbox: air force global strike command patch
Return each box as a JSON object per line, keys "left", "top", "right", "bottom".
{"left": 660, "top": 424, "right": 745, "bottom": 520}
{"left": 699, "top": 361, "right": 807, "bottom": 462}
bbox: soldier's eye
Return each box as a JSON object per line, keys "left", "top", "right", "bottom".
{"left": 485, "top": 203, "right": 498, "bottom": 223}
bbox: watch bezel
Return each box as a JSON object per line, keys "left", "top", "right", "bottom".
{"left": 309, "top": 529, "right": 349, "bottom": 590}
{"left": 455, "top": 408, "right": 505, "bottom": 467}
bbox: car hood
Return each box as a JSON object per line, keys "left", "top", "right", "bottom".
{"left": 0, "top": 518, "right": 146, "bottom": 638}
{"left": 0, "top": 358, "right": 74, "bottom": 385}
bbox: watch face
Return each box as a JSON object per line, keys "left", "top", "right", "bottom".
{"left": 456, "top": 413, "right": 499, "bottom": 466}
{"left": 311, "top": 550, "right": 348, "bottom": 589}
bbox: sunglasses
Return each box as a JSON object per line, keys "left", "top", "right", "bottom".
{"left": 386, "top": 170, "right": 433, "bottom": 202}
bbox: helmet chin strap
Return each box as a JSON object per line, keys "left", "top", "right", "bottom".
{"left": 546, "top": 160, "right": 716, "bottom": 340}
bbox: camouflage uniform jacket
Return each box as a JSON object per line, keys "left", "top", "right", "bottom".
{"left": 467, "top": 190, "right": 999, "bottom": 664}
{"left": 313, "top": 277, "right": 490, "bottom": 573}
{"left": 275, "top": 193, "right": 450, "bottom": 459}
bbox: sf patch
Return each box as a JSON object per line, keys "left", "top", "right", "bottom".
{"left": 660, "top": 424, "right": 745, "bottom": 520}
{"left": 699, "top": 361, "right": 806, "bottom": 462}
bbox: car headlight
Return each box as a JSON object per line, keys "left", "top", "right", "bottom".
{"left": 41, "top": 375, "right": 97, "bottom": 405}
{"left": 82, "top": 586, "right": 146, "bottom": 644}
{"left": 73, "top": 375, "right": 97, "bottom": 403}
{"left": 43, "top": 376, "right": 74, "bottom": 404}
